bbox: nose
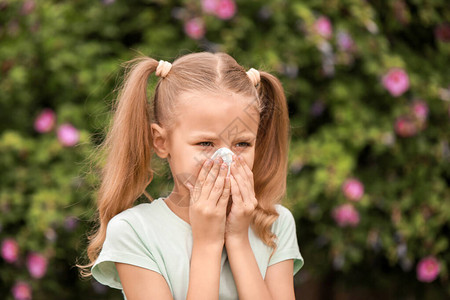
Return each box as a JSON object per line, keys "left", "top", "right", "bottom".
{"left": 210, "top": 147, "right": 235, "bottom": 164}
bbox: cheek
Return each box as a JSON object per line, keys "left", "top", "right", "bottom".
{"left": 189, "top": 148, "right": 212, "bottom": 175}
{"left": 241, "top": 153, "right": 255, "bottom": 171}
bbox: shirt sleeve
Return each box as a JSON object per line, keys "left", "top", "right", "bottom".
{"left": 91, "top": 214, "right": 161, "bottom": 289}
{"left": 267, "top": 205, "right": 304, "bottom": 276}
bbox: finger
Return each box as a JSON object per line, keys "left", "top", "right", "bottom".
{"left": 230, "top": 159, "right": 249, "bottom": 203}
{"left": 207, "top": 161, "right": 228, "bottom": 206}
{"left": 237, "top": 156, "right": 254, "bottom": 191}
{"left": 217, "top": 170, "right": 231, "bottom": 210}
{"left": 236, "top": 157, "right": 254, "bottom": 205}
{"left": 192, "top": 159, "right": 214, "bottom": 203}
{"left": 200, "top": 157, "right": 223, "bottom": 201}
{"left": 235, "top": 157, "right": 258, "bottom": 209}
{"left": 230, "top": 175, "right": 243, "bottom": 205}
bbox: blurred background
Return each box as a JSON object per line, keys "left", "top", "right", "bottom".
{"left": 0, "top": 0, "right": 449, "bottom": 299}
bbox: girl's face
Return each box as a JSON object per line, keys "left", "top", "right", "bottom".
{"left": 151, "top": 90, "right": 260, "bottom": 202}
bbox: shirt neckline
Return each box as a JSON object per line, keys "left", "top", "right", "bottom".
{"left": 156, "top": 197, "right": 192, "bottom": 231}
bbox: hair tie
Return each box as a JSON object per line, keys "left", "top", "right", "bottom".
{"left": 156, "top": 60, "right": 172, "bottom": 78}
{"left": 246, "top": 68, "right": 260, "bottom": 86}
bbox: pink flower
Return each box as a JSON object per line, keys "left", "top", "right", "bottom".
{"left": 417, "top": 256, "right": 440, "bottom": 282}
{"left": 332, "top": 204, "right": 360, "bottom": 227}
{"left": 20, "top": 0, "right": 35, "bottom": 15}
{"left": 26, "top": 252, "right": 48, "bottom": 279}
{"left": 184, "top": 18, "right": 205, "bottom": 40}
{"left": 34, "top": 109, "right": 56, "bottom": 133}
{"left": 215, "top": 0, "right": 236, "bottom": 20}
{"left": 201, "top": 0, "right": 218, "bottom": 14}
{"left": 1, "top": 238, "right": 19, "bottom": 263}
{"left": 11, "top": 281, "right": 32, "bottom": 300}
{"left": 314, "top": 16, "right": 333, "bottom": 39}
{"left": 382, "top": 68, "right": 410, "bottom": 97}
{"left": 342, "top": 178, "right": 364, "bottom": 201}
{"left": 411, "top": 100, "right": 429, "bottom": 121}
{"left": 434, "top": 24, "right": 450, "bottom": 43}
{"left": 57, "top": 123, "right": 79, "bottom": 147}
{"left": 395, "top": 116, "right": 417, "bottom": 137}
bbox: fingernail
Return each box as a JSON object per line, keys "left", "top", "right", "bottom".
{"left": 206, "top": 159, "right": 213, "bottom": 166}
{"left": 221, "top": 163, "right": 227, "bottom": 170}
{"left": 238, "top": 156, "right": 244, "bottom": 163}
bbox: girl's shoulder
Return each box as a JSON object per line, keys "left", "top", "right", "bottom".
{"left": 271, "top": 203, "right": 297, "bottom": 231}
{"left": 108, "top": 197, "right": 166, "bottom": 227}
{"left": 273, "top": 203, "right": 295, "bottom": 220}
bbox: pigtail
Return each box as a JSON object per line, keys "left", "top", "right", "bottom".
{"left": 251, "top": 71, "right": 291, "bottom": 261}
{"left": 78, "top": 56, "right": 159, "bottom": 277}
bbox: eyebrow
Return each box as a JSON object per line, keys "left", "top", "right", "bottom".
{"left": 191, "top": 132, "right": 256, "bottom": 141}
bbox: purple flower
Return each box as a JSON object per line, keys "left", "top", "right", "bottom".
{"left": 184, "top": 18, "right": 205, "bottom": 40}
{"left": 64, "top": 216, "right": 79, "bottom": 231}
{"left": 332, "top": 204, "right": 360, "bottom": 227}
{"left": 395, "top": 116, "right": 417, "bottom": 137}
{"left": 34, "top": 109, "right": 56, "bottom": 133}
{"left": 26, "top": 252, "right": 48, "bottom": 279}
{"left": 342, "top": 178, "right": 364, "bottom": 201}
{"left": 45, "top": 228, "right": 58, "bottom": 242}
{"left": 11, "top": 281, "right": 32, "bottom": 300}
{"left": 310, "top": 100, "right": 326, "bottom": 117}
{"left": 314, "top": 16, "right": 333, "bottom": 39}
{"left": 411, "top": 100, "right": 429, "bottom": 121}
{"left": 417, "top": 256, "right": 440, "bottom": 282}
{"left": 1, "top": 238, "right": 19, "bottom": 263}
{"left": 57, "top": 123, "right": 79, "bottom": 147}
{"left": 337, "top": 30, "right": 355, "bottom": 51}
{"left": 215, "top": 0, "right": 236, "bottom": 20}
{"left": 382, "top": 68, "right": 410, "bottom": 97}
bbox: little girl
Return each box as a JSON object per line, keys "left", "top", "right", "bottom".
{"left": 78, "top": 52, "right": 304, "bottom": 300}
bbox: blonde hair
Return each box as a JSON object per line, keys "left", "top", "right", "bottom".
{"left": 77, "top": 52, "right": 291, "bottom": 277}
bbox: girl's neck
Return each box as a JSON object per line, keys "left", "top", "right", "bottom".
{"left": 164, "top": 190, "right": 191, "bottom": 225}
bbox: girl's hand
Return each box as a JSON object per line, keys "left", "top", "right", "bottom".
{"left": 225, "top": 155, "right": 258, "bottom": 243}
{"left": 186, "top": 157, "right": 231, "bottom": 248}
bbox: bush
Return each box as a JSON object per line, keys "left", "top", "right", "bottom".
{"left": 0, "top": 0, "right": 449, "bottom": 299}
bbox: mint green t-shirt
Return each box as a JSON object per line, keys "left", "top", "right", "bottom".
{"left": 91, "top": 197, "right": 304, "bottom": 300}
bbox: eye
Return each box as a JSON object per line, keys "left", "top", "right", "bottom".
{"left": 196, "top": 141, "right": 252, "bottom": 147}
{"left": 236, "top": 142, "right": 251, "bottom": 147}
{"left": 197, "top": 142, "right": 213, "bottom": 147}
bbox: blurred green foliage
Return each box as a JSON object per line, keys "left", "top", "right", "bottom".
{"left": 0, "top": 0, "right": 449, "bottom": 299}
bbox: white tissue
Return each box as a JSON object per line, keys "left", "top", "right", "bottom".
{"left": 210, "top": 147, "right": 235, "bottom": 177}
